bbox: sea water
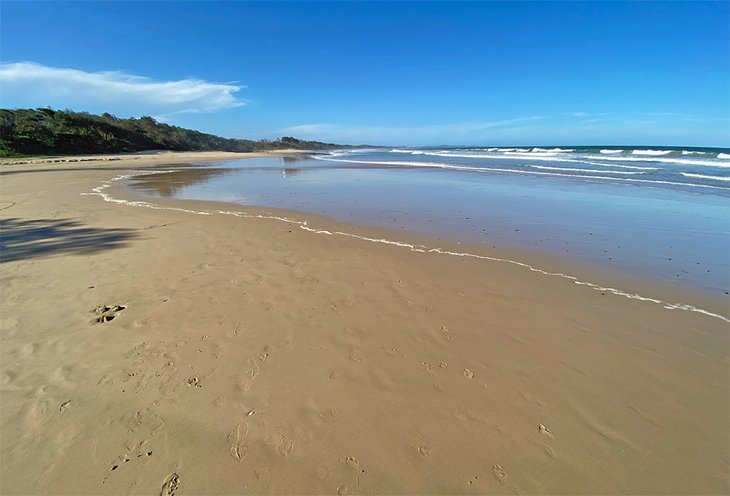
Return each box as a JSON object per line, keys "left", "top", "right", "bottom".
{"left": 129, "top": 147, "right": 730, "bottom": 294}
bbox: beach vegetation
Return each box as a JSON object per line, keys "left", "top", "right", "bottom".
{"left": 0, "top": 108, "right": 341, "bottom": 157}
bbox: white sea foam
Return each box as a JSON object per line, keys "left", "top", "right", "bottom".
{"left": 681, "top": 150, "right": 706, "bottom": 155}
{"left": 580, "top": 161, "right": 658, "bottom": 170}
{"left": 680, "top": 173, "right": 730, "bottom": 182}
{"left": 531, "top": 147, "right": 574, "bottom": 153}
{"left": 718, "top": 153, "right": 730, "bottom": 160}
{"left": 332, "top": 148, "right": 388, "bottom": 156}
{"left": 326, "top": 150, "right": 350, "bottom": 157}
{"left": 528, "top": 165, "right": 645, "bottom": 175}
{"left": 600, "top": 149, "right": 624, "bottom": 154}
{"left": 380, "top": 150, "right": 655, "bottom": 169}
{"left": 419, "top": 151, "right": 565, "bottom": 161}
{"left": 320, "top": 153, "right": 657, "bottom": 171}
{"left": 315, "top": 157, "right": 458, "bottom": 168}
{"left": 82, "top": 171, "right": 212, "bottom": 215}
{"left": 586, "top": 155, "right": 730, "bottom": 168}
{"left": 398, "top": 149, "right": 652, "bottom": 170}
{"left": 505, "top": 151, "right": 559, "bottom": 157}
{"left": 449, "top": 150, "right": 558, "bottom": 158}
{"left": 84, "top": 171, "right": 730, "bottom": 324}
{"left": 631, "top": 149, "right": 673, "bottom": 156}
{"left": 345, "top": 148, "right": 386, "bottom": 154}
{"left": 313, "top": 155, "right": 726, "bottom": 190}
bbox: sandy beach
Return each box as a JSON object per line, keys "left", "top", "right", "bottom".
{"left": 1, "top": 151, "right": 728, "bottom": 495}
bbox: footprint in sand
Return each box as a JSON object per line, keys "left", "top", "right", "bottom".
{"left": 160, "top": 473, "right": 180, "bottom": 496}
{"left": 342, "top": 456, "right": 360, "bottom": 470}
{"left": 382, "top": 347, "right": 405, "bottom": 358}
{"left": 233, "top": 321, "right": 245, "bottom": 336}
{"left": 228, "top": 422, "right": 249, "bottom": 462}
{"left": 258, "top": 345, "right": 275, "bottom": 362}
{"left": 492, "top": 464, "right": 506, "bottom": 483}
{"left": 240, "top": 357, "right": 259, "bottom": 391}
{"left": 349, "top": 348, "right": 363, "bottom": 363}
{"left": 101, "top": 456, "right": 127, "bottom": 485}
{"left": 539, "top": 423, "right": 554, "bottom": 438}
{"left": 94, "top": 304, "right": 127, "bottom": 323}
{"left": 417, "top": 434, "right": 431, "bottom": 457}
{"left": 277, "top": 433, "right": 294, "bottom": 457}
{"left": 318, "top": 408, "right": 337, "bottom": 423}
{"left": 59, "top": 400, "right": 71, "bottom": 412}
{"left": 463, "top": 369, "right": 475, "bottom": 379}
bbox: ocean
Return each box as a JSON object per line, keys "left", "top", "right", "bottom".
{"left": 129, "top": 146, "right": 730, "bottom": 295}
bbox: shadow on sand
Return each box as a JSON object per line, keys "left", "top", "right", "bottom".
{"left": 0, "top": 217, "right": 138, "bottom": 263}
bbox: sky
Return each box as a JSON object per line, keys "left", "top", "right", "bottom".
{"left": 1, "top": 1, "right": 728, "bottom": 146}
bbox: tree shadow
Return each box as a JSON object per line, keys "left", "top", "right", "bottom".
{"left": 0, "top": 218, "right": 138, "bottom": 263}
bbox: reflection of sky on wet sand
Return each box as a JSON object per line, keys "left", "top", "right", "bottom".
{"left": 280, "top": 155, "right": 312, "bottom": 164}
{"left": 128, "top": 157, "right": 730, "bottom": 294}
{"left": 129, "top": 168, "right": 234, "bottom": 197}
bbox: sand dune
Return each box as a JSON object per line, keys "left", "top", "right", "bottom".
{"left": 1, "top": 152, "right": 727, "bottom": 495}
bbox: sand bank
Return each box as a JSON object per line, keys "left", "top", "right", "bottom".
{"left": 1, "top": 152, "right": 728, "bottom": 494}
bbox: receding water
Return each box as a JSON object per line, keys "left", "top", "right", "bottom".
{"left": 129, "top": 149, "right": 730, "bottom": 295}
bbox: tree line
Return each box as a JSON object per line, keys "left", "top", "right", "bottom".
{"left": 0, "top": 108, "right": 342, "bottom": 156}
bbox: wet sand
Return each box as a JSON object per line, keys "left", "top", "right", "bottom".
{"left": 126, "top": 155, "right": 730, "bottom": 295}
{"left": 1, "top": 152, "right": 728, "bottom": 495}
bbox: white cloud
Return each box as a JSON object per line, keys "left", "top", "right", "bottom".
{"left": 0, "top": 62, "right": 245, "bottom": 116}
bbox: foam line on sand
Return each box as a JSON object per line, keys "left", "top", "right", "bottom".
{"left": 86, "top": 171, "right": 730, "bottom": 324}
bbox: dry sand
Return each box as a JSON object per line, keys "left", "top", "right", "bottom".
{"left": 1, "top": 151, "right": 728, "bottom": 495}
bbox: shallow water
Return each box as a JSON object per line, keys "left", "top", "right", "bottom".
{"left": 130, "top": 150, "right": 730, "bottom": 294}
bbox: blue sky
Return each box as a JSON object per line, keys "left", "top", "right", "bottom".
{"left": 1, "top": 1, "right": 728, "bottom": 146}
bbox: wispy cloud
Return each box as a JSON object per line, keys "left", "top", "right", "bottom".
{"left": 277, "top": 112, "right": 729, "bottom": 146}
{"left": 0, "top": 62, "right": 245, "bottom": 116}
{"left": 280, "top": 116, "right": 547, "bottom": 144}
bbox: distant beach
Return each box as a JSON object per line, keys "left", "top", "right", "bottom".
{"left": 1, "top": 152, "right": 727, "bottom": 495}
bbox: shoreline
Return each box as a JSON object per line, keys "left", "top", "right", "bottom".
{"left": 1, "top": 152, "right": 728, "bottom": 494}
{"left": 114, "top": 165, "right": 728, "bottom": 323}
{"left": 123, "top": 152, "right": 730, "bottom": 297}
{"left": 0, "top": 149, "right": 314, "bottom": 167}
